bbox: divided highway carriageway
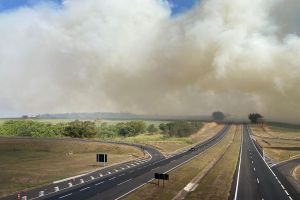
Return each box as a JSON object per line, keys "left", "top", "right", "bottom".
{"left": 4, "top": 125, "right": 230, "bottom": 200}
{"left": 234, "top": 125, "right": 297, "bottom": 200}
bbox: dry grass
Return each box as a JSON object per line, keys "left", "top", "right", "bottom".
{"left": 251, "top": 125, "right": 300, "bottom": 162}
{"left": 292, "top": 165, "right": 300, "bottom": 183}
{"left": 129, "top": 123, "right": 222, "bottom": 155}
{"left": 0, "top": 138, "right": 143, "bottom": 197}
{"left": 125, "top": 125, "right": 239, "bottom": 200}
{"left": 187, "top": 126, "right": 241, "bottom": 200}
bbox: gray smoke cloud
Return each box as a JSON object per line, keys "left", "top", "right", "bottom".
{"left": 0, "top": 0, "right": 300, "bottom": 122}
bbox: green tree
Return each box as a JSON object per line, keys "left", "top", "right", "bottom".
{"left": 64, "top": 120, "right": 97, "bottom": 138}
{"left": 212, "top": 111, "right": 225, "bottom": 121}
{"left": 248, "top": 113, "right": 263, "bottom": 123}
{"left": 147, "top": 124, "right": 158, "bottom": 133}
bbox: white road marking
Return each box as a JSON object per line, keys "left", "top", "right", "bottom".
{"left": 151, "top": 167, "right": 159, "bottom": 171}
{"left": 118, "top": 179, "right": 132, "bottom": 186}
{"left": 115, "top": 126, "right": 230, "bottom": 200}
{"left": 109, "top": 177, "right": 116, "bottom": 180}
{"left": 234, "top": 129, "right": 243, "bottom": 200}
{"left": 59, "top": 193, "right": 72, "bottom": 199}
{"left": 284, "top": 190, "right": 289, "bottom": 195}
{"left": 247, "top": 125, "right": 292, "bottom": 199}
{"left": 257, "top": 178, "right": 259, "bottom": 183}
{"left": 79, "top": 187, "right": 90, "bottom": 192}
{"left": 95, "top": 181, "right": 104, "bottom": 186}
{"left": 253, "top": 167, "right": 256, "bottom": 171}
{"left": 107, "top": 172, "right": 111, "bottom": 174}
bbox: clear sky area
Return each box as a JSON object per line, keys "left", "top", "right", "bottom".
{"left": 0, "top": 0, "right": 199, "bottom": 15}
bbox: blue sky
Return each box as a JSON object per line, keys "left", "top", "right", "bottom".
{"left": 0, "top": 0, "right": 199, "bottom": 15}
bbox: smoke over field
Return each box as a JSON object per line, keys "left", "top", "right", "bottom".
{"left": 0, "top": 0, "right": 300, "bottom": 122}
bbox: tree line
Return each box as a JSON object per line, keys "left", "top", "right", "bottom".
{"left": 0, "top": 120, "right": 203, "bottom": 139}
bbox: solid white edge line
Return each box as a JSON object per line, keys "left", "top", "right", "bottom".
{"left": 234, "top": 125, "right": 243, "bottom": 200}
{"left": 247, "top": 125, "right": 293, "bottom": 200}
{"left": 114, "top": 125, "right": 230, "bottom": 200}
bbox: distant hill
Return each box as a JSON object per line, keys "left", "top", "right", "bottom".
{"left": 36, "top": 112, "right": 211, "bottom": 121}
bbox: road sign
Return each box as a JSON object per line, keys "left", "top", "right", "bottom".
{"left": 154, "top": 173, "right": 169, "bottom": 187}
{"left": 96, "top": 153, "right": 107, "bottom": 162}
{"left": 154, "top": 173, "right": 169, "bottom": 180}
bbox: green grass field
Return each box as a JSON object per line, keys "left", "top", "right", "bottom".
{"left": 0, "top": 138, "right": 143, "bottom": 197}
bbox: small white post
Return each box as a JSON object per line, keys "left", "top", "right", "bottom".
{"left": 54, "top": 186, "right": 59, "bottom": 192}
{"left": 39, "top": 191, "right": 44, "bottom": 197}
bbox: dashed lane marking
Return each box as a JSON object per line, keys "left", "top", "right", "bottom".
{"left": 59, "top": 193, "right": 72, "bottom": 199}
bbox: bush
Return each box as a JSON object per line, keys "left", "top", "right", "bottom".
{"left": 147, "top": 124, "right": 158, "bottom": 133}
{"left": 0, "top": 120, "right": 64, "bottom": 137}
{"left": 116, "top": 121, "right": 146, "bottom": 137}
{"left": 64, "top": 120, "right": 97, "bottom": 138}
{"left": 159, "top": 121, "right": 203, "bottom": 137}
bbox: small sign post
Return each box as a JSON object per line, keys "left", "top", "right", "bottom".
{"left": 96, "top": 153, "right": 108, "bottom": 167}
{"left": 154, "top": 173, "right": 169, "bottom": 188}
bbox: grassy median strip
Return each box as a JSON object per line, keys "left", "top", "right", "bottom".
{"left": 186, "top": 126, "right": 241, "bottom": 200}
{"left": 125, "top": 125, "right": 238, "bottom": 200}
{"left": 0, "top": 138, "right": 143, "bottom": 197}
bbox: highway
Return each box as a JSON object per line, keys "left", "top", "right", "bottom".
{"left": 3, "top": 125, "right": 230, "bottom": 200}
{"left": 1, "top": 139, "right": 164, "bottom": 200}
{"left": 272, "top": 157, "right": 300, "bottom": 199}
{"left": 234, "top": 125, "right": 296, "bottom": 200}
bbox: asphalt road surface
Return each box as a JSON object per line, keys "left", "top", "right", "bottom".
{"left": 272, "top": 157, "right": 300, "bottom": 199}
{"left": 3, "top": 125, "right": 230, "bottom": 200}
{"left": 234, "top": 125, "right": 296, "bottom": 200}
{"left": 1, "top": 138, "right": 164, "bottom": 200}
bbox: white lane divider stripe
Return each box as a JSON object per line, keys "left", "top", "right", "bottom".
{"left": 109, "top": 177, "right": 116, "bottom": 180}
{"left": 118, "top": 179, "right": 132, "bottom": 186}
{"left": 257, "top": 178, "right": 260, "bottom": 184}
{"left": 59, "top": 193, "right": 72, "bottom": 199}
{"left": 79, "top": 187, "right": 90, "bottom": 192}
{"left": 95, "top": 181, "right": 104, "bottom": 186}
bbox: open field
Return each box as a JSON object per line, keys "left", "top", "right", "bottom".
{"left": 0, "top": 119, "right": 170, "bottom": 127}
{"left": 125, "top": 125, "right": 240, "bottom": 200}
{"left": 251, "top": 124, "right": 300, "bottom": 162}
{"left": 0, "top": 138, "right": 143, "bottom": 197}
{"left": 293, "top": 166, "right": 300, "bottom": 182}
{"left": 118, "top": 123, "right": 222, "bottom": 155}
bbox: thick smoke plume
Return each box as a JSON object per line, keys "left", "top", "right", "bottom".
{"left": 0, "top": 0, "right": 300, "bottom": 122}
